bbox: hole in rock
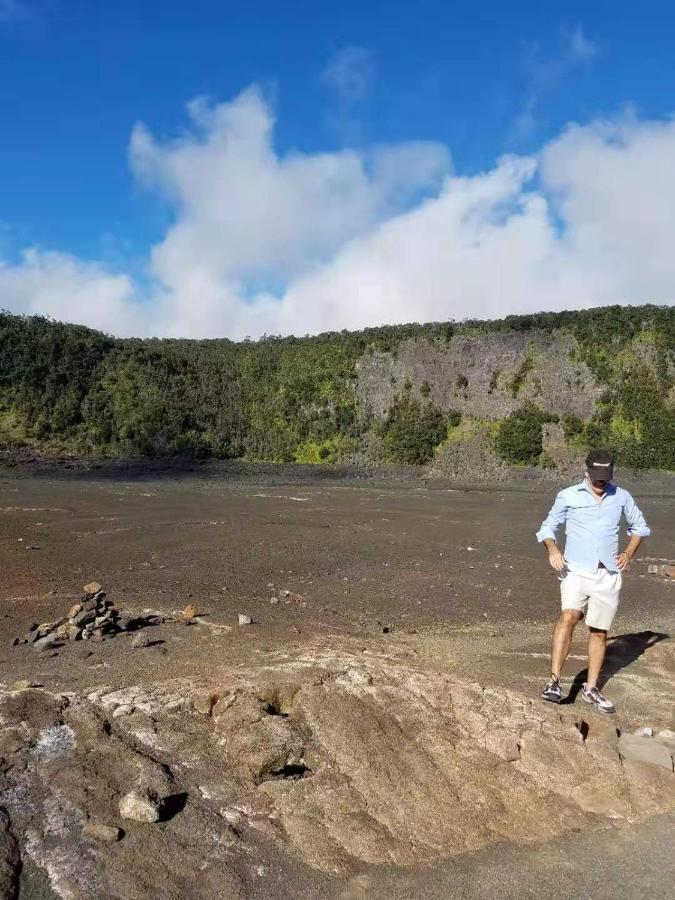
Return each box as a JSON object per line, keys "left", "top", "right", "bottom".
{"left": 262, "top": 701, "right": 288, "bottom": 718}
{"left": 267, "top": 763, "right": 311, "bottom": 781}
{"left": 576, "top": 720, "right": 589, "bottom": 741}
{"left": 159, "top": 792, "right": 189, "bottom": 821}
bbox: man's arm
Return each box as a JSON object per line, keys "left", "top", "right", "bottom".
{"left": 536, "top": 492, "right": 568, "bottom": 572}
{"left": 617, "top": 492, "right": 651, "bottom": 571}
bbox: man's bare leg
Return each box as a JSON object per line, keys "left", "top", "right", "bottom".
{"left": 586, "top": 627, "right": 607, "bottom": 690}
{"left": 551, "top": 609, "right": 583, "bottom": 678}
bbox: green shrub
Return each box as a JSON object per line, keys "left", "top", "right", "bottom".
{"left": 562, "top": 414, "right": 584, "bottom": 440}
{"left": 509, "top": 354, "right": 535, "bottom": 397}
{"left": 447, "top": 409, "right": 461, "bottom": 428}
{"left": 494, "top": 404, "right": 557, "bottom": 466}
{"left": 379, "top": 396, "right": 446, "bottom": 465}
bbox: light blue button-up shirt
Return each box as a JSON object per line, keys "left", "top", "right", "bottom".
{"left": 536, "top": 481, "right": 651, "bottom": 574}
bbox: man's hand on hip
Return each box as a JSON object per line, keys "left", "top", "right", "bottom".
{"left": 547, "top": 545, "right": 566, "bottom": 572}
{"left": 615, "top": 551, "right": 631, "bottom": 572}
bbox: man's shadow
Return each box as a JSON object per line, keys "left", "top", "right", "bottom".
{"left": 563, "top": 630, "right": 669, "bottom": 704}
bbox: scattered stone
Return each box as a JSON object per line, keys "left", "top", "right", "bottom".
{"left": 68, "top": 603, "right": 83, "bottom": 618}
{"left": 72, "top": 609, "right": 96, "bottom": 627}
{"left": 119, "top": 790, "right": 161, "bottom": 823}
{"left": 618, "top": 733, "right": 674, "bottom": 770}
{"left": 270, "top": 597, "right": 279, "bottom": 605}
{"left": 83, "top": 822, "right": 122, "bottom": 842}
{"left": 280, "top": 590, "right": 291, "bottom": 597}
{"left": 33, "top": 633, "right": 58, "bottom": 652}
{"left": 183, "top": 604, "right": 198, "bottom": 620}
{"left": 238, "top": 614, "right": 253, "bottom": 626}
{"left": 130, "top": 633, "right": 150, "bottom": 649}
{"left": 83, "top": 581, "right": 103, "bottom": 597}
{"left": 647, "top": 564, "right": 658, "bottom": 575}
{"left": 634, "top": 726, "right": 653, "bottom": 737}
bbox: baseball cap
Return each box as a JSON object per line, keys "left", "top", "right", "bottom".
{"left": 585, "top": 449, "right": 614, "bottom": 481}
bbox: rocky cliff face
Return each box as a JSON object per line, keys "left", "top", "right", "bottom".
{"left": 356, "top": 330, "right": 602, "bottom": 423}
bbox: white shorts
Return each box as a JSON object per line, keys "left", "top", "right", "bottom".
{"left": 559, "top": 567, "right": 622, "bottom": 631}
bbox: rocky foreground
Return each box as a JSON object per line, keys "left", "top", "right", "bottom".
{"left": 1, "top": 614, "right": 674, "bottom": 899}
{"left": 0, "top": 472, "right": 673, "bottom": 898}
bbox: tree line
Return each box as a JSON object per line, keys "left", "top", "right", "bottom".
{"left": 0, "top": 304, "right": 673, "bottom": 470}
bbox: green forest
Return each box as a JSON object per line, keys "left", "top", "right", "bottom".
{"left": 0, "top": 304, "right": 673, "bottom": 470}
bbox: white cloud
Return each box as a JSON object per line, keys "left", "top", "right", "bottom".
{"left": 0, "top": 249, "right": 143, "bottom": 335}
{"left": 1, "top": 88, "right": 674, "bottom": 340}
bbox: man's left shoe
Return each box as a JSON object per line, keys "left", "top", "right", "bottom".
{"left": 581, "top": 684, "right": 615, "bottom": 714}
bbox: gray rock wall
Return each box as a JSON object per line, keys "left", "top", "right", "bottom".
{"left": 356, "top": 330, "right": 602, "bottom": 422}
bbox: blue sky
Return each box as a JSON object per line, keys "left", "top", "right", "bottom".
{"left": 1, "top": 0, "right": 674, "bottom": 338}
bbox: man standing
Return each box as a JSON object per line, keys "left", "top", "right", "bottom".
{"left": 536, "top": 449, "right": 651, "bottom": 713}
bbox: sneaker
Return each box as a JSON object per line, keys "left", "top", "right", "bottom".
{"left": 581, "top": 684, "right": 615, "bottom": 714}
{"left": 541, "top": 676, "right": 562, "bottom": 704}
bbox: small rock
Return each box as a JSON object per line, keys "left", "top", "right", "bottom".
{"left": 130, "top": 633, "right": 150, "bottom": 649}
{"left": 270, "top": 597, "right": 279, "bottom": 605}
{"left": 83, "top": 822, "right": 122, "bottom": 842}
{"left": 68, "top": 604, "right": 82, "bottom": 618}
{"left": 83, "top": 581, "right": 102, "bottom": 597}
{"left": 33, "top": 633, "right": 58, "bottom": 652}
{"left": 663, "top": 565, "right": 675, "bottom": 578}
{"left": 72, "top": 609, "right": 96, "bottom": 627}
{"left": 647, "top": 564, "right": 658, "bottom": 575}
{"left": 192, "top": 692, "right": 217, "bottom": 716}
{"left": 634, "top": 726, "right": 653, "bottom": 737}
{"left": 183, "top": 604, "right": 198, "bottom": 620}
{"left": 112, "top": 704, "right": 134, "bottom": 718}
{"left": 280, "top": 590, "right": 291, "bottom": 597}
{"left": 618, "top": 733, "right": 674, "bottom": 770}
{"left": 119, "top": 790, "right": 160, "bottom": 823}
{"left": 238, "top": 614, "right": 253, "bottom": 626}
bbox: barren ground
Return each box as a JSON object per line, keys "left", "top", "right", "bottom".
{"left": 0, "top": 464, "right": 673, "bottom": 899}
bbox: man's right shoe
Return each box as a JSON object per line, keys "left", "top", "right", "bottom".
{"left": 541, "top": 676, "right": 562, "bottom": 704}
{"left": 581, "top": 684, "right": 615, "bottom": 714}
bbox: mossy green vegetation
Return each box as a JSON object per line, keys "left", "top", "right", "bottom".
{"left": 378, "top": 396, "right": 447, "bottom": 465}
{"left": 0, "top": 304, "right": 673, "bottom": 469}
{"left": 494, "top": 403, "right": 559, "bottom": 466}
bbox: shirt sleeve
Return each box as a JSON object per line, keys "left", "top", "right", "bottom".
{"left": 623, "top": 492, "right": 651, "bottom": 537}
{"left": 536, "top": 491, "right": 568, "bottom": 543}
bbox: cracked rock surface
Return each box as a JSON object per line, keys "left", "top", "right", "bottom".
{"left": 1, "top": 639, "right": 673, "bottom": 897}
